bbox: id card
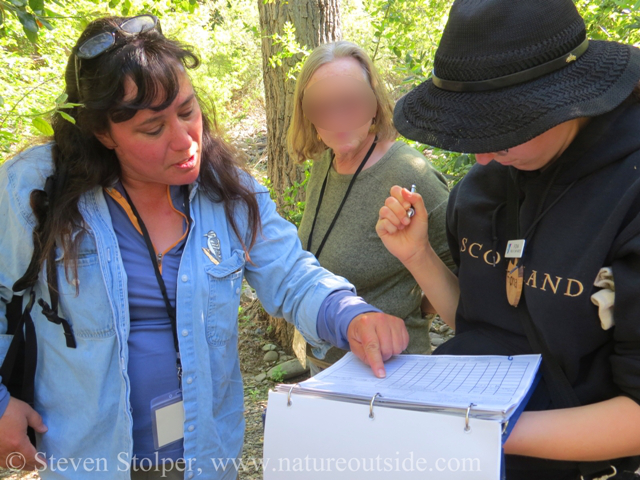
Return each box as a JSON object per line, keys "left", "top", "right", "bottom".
{"left": 505, "top": 239, "right": 526, "bottom": 259}
{"left": 150, "top": 389, "right": 184, "bottom": 450}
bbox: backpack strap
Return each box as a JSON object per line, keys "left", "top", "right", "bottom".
{"left": 19, "top": 292, "right": 37, "bottom": 408}
{"left": 1, "top": 172, "right": 77, "bottom": 371}
{"left": 10, "top": 174, "right": 77, "bottom": 349}
{"left": 0, "top": 290, "right": 38, "bottom": 446}
{"left": 37, "top": 246, "right": 76, "bottom": 349}
{"left": 0, "top": 292, "right": 35, "bottom": 383}
{"left": 1, "top": 174, "right": 76, "bottom": 448}
{"left": 5, "top": 291, "right": 24, "bottom": 335}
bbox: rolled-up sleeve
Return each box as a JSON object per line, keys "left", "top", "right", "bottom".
{"left": 317, "top": 290, "right": 382, "bottom": 350}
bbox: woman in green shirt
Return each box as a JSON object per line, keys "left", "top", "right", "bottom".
{"left": 288, "top": 41, "right": 454, "bottom": 372}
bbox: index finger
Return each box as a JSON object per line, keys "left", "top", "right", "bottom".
{"left": 361, "top": 334, "right": 386, "bottom": 378}
{"left": 389, "top": 185, "right": 411, "bottom": 209}
{"left": 397, "top": 186, "right": 429, "bottom": 224}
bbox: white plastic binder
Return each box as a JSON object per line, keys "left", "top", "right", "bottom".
{"left": 263, "top": 352, "right": 541, "bottom": 479}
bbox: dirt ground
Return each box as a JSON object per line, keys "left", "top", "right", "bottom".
{"left": 235, "top": 300, "right": 310, "bottom": 480}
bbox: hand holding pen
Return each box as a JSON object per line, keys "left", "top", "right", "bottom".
{"left": 376, "top": 185, "right": 430, "bottom": 265}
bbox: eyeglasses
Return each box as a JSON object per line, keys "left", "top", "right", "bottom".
{"left": 74, "top": 15, "right": 160, "bottom": 97}
{"left": 76, "top": 14, "right": 160, "bottom": 60}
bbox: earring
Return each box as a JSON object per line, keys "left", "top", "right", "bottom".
{"left": 317, "top": 133, "right": 322, "bottom": 142}
{"left": 368, "top": 117, "right": 377, "bottom": 134}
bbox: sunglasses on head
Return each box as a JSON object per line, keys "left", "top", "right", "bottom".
{"left": 74, "top": 15, "right": 160, "bottom": 97}
{"left": 76, "top": 14, "right": 160, "bottom": 60}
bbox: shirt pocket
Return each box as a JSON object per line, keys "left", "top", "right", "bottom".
{"left": 204, "top": 249, "right": 245, "bottom": 346}
{"left": 54, "top": 236, "right": 115, "bottom": 339}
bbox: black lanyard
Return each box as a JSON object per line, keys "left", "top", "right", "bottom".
{"left": 122, "top": 184, "right": 190, "bottom": 381}
{"left": 506, "top": 166, "right": 576, "bottom": 269}
{"left": 306, "top": 138, "right": 377, "bottom": 259}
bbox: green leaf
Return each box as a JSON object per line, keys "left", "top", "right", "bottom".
{"left": 9, "top": 0, "right": 27, "bottom": 7}
{"left": 0, "top": 95, "right": 3, "bottom": 107}
{"left": 36, "top": 15, "right": 54, "bottom": 30}
{"left": 58, "top": 111, "right": 75, "bottom": 124}
{"left": 16, "top": 10, "right": 38, "bottom": 32}
{"left": 0, "top": 130, "right": 16, "bottom": 140}
{"left": 32, "top": 117, "right": 54, "bottom": 136}
{"left": 55, "top": 93, "right": 68, "bottom": 105}
{"left": 23, "top": 25, "right": 39, "bottom": 43}
{"left": 29, "top": 0, "right": 44, "bottom": 13}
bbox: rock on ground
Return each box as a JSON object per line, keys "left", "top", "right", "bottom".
{"left": 267, "top": 358, "right": 309, "bottom": 381}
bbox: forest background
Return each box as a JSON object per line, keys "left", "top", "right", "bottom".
{"left": 0, "top": 0, "right": 640, "bottom": 478}
{"left": 1, "top": 0, "right": 640, "bottom": 198}
{"left": 2, "top": 0, "right": 640, "bottom": 417}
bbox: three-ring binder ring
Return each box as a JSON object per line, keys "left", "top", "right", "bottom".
{"left": 287, "top": 384, "right": 299, "bottom": 407}
{"left": 464, "top": 403, "right": 476, "bottom": 433}
{"left": 369, "top": 393, "right": 382, "bottom": 419}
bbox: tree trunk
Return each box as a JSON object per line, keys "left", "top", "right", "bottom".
{"left": 258, "top": 0, "right": 341, "bottom": 207}
{"left": 258, "top": 0, "right": 341, "bottom": 352}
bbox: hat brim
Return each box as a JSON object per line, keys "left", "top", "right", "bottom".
{"left": 394, "top": 40, "right": 640, "bottom": 153}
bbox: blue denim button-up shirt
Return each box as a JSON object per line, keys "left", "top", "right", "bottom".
{"left": 0, "top": 145, "right": 358, "bottom": 479}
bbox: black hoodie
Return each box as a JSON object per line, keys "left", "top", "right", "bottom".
{"left": 438, "top": 95, "right": 640, "bottom": 476}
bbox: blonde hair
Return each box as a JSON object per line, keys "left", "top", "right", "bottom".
{"left": 287, "top": 41, "right": 398, "bottom": 163}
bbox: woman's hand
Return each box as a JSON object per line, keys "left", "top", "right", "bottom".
{"left": 376, "top": 185, "right": 430, "bottom": 266}
{"left": 347, "top": 312, "right": 409, "bottom": 378}
{"left": 0, "top": 397, "right": 47, "bottom": 471}
{"left": 377, "top": 185, "right": 460, "bottom": 329}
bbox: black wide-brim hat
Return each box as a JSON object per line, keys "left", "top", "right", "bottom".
{"left": 394, "top": 0, "right": 640, "bottom": 153}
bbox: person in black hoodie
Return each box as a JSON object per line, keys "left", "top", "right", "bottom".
{"left": 376, "top": 0, "right": 640, "bottom": 479}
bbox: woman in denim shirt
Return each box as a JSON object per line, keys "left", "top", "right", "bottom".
{"left": 0, "top": 16, "right": 408, "bottom": 479}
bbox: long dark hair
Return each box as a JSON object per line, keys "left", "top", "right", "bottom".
{"left": 25, "top": 16, "right": 260, "bottom": 286}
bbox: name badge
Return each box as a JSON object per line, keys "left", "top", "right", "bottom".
{"left": 505, "top": 239, "right": 526, "bottom": 259}
{"left": 150, "top": 389, "right": 184, "bottom": 450}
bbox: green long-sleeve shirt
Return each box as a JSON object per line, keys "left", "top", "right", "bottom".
{"left": 298, "top": 141, "right": 453, "bottom": 363}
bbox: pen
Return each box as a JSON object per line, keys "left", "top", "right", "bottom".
{"left": 407, "top": 184, "right": 416, "bottom": 218}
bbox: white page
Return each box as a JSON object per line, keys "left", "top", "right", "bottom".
{"left": 264, "top": 390, "right": 502, "bottom": 480}
{"left": 295, "top": 353, "right": 541, "bottom": 418}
